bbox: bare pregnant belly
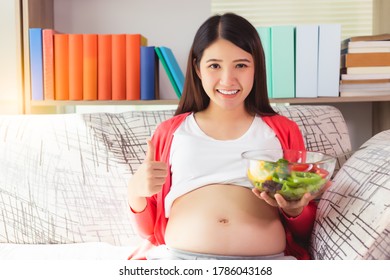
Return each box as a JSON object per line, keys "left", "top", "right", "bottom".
{"left": 164, "top": 184, "right": 286, "bottom": 256}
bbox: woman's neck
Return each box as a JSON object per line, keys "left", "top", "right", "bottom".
{"left": 194, "top": 105, "right": 254, "bottom": 140}
{"left": 199, "top": 103, "right": 252, "bottom": 123}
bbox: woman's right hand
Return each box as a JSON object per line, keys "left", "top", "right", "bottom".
{"left": 127, "top": 140, "right": 168, "bottom": 212}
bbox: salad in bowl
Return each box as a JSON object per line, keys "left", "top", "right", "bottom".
{"left": 242, "top": 149, "right": 336, "bottom": 201}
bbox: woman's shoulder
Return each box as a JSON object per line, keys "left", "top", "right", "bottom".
{"left": 158, "top": 112, "right": 190, "bottom": 128}
{"left": 261, "top": 114, "right": 298, "bottom": 127}
{"left": 154, "top": 112, "right": 191, "bottom": 136}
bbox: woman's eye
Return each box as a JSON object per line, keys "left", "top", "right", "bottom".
{"left": 209, "top": 63, "right": 220, "bottom": 69}
{"left": 236, "top": 63, "right": 247, "bottom": 68}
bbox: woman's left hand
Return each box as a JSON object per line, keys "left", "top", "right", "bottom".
{"left": 252, "top": 181, "right": 332, "bottom": 217}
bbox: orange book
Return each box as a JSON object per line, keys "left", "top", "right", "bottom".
{"left": 341, "top": 52, "right": 390, "bottom": 68}
{"left": 98, "top": 34, "right": 112, "bottom": 100}
{"left": 68, "top": 34, "right": 83, "bottom": 100}
{"left": 126, "top": 34, "right": 148, "bottom": 100}
{"left": 83, "top": 34, "right": 98, "bottom": 100}
{"left": 42, "top": 29, "right": 56, "bottom": 100}
{"left": 111, "top": 34, "right": 126, "bottom": 100}
{"left": 54, "top": 34, "right": 69, "bottom": 100}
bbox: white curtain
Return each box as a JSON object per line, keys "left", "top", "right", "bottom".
{"left": 211, "top": 0, "right": 373, "bottom": 40}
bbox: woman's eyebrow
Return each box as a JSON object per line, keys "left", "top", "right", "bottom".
{"left": 205, "top": 58, "right": 222, "bottom": 63}
{"left": 233, "top": 58, "right": 251, "bottom": 63}
{"left": 205, "top": 58, "right": 251, "bottom": 63}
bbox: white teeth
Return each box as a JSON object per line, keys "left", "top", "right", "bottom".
{"left": 218, "top": 89, "right": 239, "bottom": 95}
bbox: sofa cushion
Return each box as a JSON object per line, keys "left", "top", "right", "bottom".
{"left": 311, "top": 129, "right": 390, "bottom": 259}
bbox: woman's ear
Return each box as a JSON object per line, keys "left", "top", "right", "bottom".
{"left": 193, "top": 58, "right": 201, "bottom": 79}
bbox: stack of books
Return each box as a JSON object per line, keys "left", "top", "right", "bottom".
{"left": 28, "top": 28, "right": 184, "bottom": 102}
{"left": 340, "top": 33, "right": 390, "bottom": 97}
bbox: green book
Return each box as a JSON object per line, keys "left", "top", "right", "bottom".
{"left": 270, "top": 26, "right": 295, "bottom": 98}
{"left": 155, "top": 46, "right": 181, "bottom": 99}
{"left": 257, "top": 26, "right": 272, "bottom": 98}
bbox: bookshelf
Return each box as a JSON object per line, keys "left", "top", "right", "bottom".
{"left": 20, "top": 0, "right": 390, "bottom": 136}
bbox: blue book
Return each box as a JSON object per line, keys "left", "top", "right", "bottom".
{"left": 29, "top": 28, "right": 44, "bottom": 100}
{"left": 159, "top": 47, "right": 185, "bottom": 95}
{"left": 140, "top": 46, "right": 157, "bottom": 100}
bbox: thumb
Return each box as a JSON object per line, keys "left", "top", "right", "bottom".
{"left": 145, "top": 139, "right": 155, "bottom": 162}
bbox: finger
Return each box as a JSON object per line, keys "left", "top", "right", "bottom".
{"left": 149, "top": 165, "right": 168, "bottom": 178}
{"left": 299, "top": 193, "right": 312, "bottom": 205}
{"left": 260, "top": 192, "right": 278, "bottom": 207}
{"left": 145, "top": 140, "right": 155, "bottom": 162}
{"left": 274, "top": 193, "right": 288, "bottom": 208}
{"left": 252, "top": 188, "right": 262, "bottom": 199}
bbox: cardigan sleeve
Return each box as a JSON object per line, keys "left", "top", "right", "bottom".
{"left": 280, "top": 201, "right": 317, "bottom": 242}
{"left": 129, "top": 196, "right": 157, "bottom": 239}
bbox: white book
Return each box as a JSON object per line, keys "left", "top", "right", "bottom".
{"left": 340, "top": 83, "right": 390, "bottom": 91}
{"left": 345, "top": 66, "right": 390, "bottom": 74}
{"left": 295, "top": 25, "right": 318, "bottom": 98}
{"left": 317, "top": 24, "right": 341, "bottom": 97}
{"left": 345, "top": 47, "right": 390, "bottom": 53}
{"left": 341, "top": 73, "right": 390, "bottom": 80}
{"left": 340, "top": 90, "right": 390, "bottom": 97}
{"left": 344, "top": 40, "right": 390, "bottom": 49}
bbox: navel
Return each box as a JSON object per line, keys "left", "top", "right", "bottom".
{"left": 218, "top": 218, "right": 229, "bottom": 224}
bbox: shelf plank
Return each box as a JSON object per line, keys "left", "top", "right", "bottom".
{"left": 30, "top": 99, "right": 180, "bottom": 106}
{"left": 30, "top": 95, "right": 390, "bottom": 107}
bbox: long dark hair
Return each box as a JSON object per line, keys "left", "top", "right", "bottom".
{"left": 175, "top": 13, "right": 276, "bottom": 116}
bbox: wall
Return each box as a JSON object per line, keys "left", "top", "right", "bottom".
{"left": 0, "top": 0, "right": 23, "bottom": 114}
{"left": 54, "top": 0, "right": 210, "bottom": 100}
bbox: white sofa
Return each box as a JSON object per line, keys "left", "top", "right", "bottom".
{"left": 0, "top": 105, "right": 388, "bottom": 260}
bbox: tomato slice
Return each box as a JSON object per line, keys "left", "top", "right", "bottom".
{"left": 289, "top": 163, "right": 313, "bottom": 172}
{"left": 312, "top": 164, "right": 330, "bottom": 179}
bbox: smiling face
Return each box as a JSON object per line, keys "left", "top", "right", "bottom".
{"left": 195, "top": 38, "right": 255, "bottom": 112}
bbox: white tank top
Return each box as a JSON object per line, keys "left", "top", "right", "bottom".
{"left": 165, "top": 113, "right": 282, "bottom": 217}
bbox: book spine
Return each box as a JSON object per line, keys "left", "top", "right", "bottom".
{"left": 68, "top": 34, "right": 83, "bottom": 100}
{"left": 343, "top": 66, "right": 390, "bottom": 74}
{"left": 98, "top": 34, "right": 112, "bottom": 100}
{"left": 295, "top": 25, "right": 319, "bottom": 98}
{"left": 42, "top": 29, "right": 55, "bottom": 100}
{"left": 256, "top": 27, "right": 272, "bottom": 98}
{"left": 54, "top": 33, "right": 69, "bottom": 100}
{"left": 159, "top": 47, "right": 185, "bottom": 95}
{"left": 112, "top": 34, "right": 126, "bottom": 100}
{"left": 140, "top": 46, "right": 156, "bottom": 100}
{"left": 317, "top": 24, "right": 341, "bottom": 97}
{"left": 155, "top": 47, "right": 181, "bottom": 99}
{"left": 29, "top": 28, "right": 44, "bottom": 101}
{"left": 126, "top": 34, "right": 147, "bottom": 100}
{"left": 83, "top": 34, "right": 98, "bottom": 100}
{"left": 341, "top": 53, "right": 390, "bottom": 67}
{"left": 270, "top": 26, "right": 295, "bottom": 98}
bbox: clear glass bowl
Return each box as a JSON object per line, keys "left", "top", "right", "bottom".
{"left": 242, "top": 149, "right": 336, "bottom": 201}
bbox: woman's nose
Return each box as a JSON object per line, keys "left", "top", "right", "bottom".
{"left": 219, "top": 69, "right": 235, "bottom": 86}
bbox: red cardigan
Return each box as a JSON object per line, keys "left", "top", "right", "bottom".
{"left": 128, "top": 113, "right": 316, "bottom": 260}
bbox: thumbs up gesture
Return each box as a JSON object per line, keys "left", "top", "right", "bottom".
{"left": 142, "top": 140, "right": 168, "bottom": 195}
{"left": 128, "top": 140, "right": 168, "bottom": 209}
